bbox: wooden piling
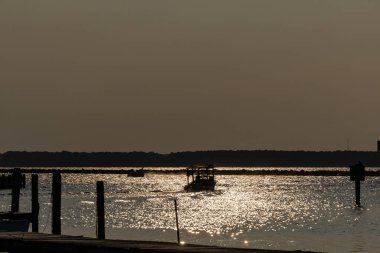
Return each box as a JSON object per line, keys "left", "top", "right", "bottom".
{"left": 350, "top": 162, "right": 365, "bottom": 206}
{"left": 52, "top": 171, "right": 62, "bottom": 235}
{"left": 174, "top": 199, "right": 180, "bottom": 244}
{"left": 11, "top": 168, "right": 21, "bottom": 213}
{"left": 96, "top": 181, "right": 105, "bottom": 240}
{"left": 21, "top": 174, "right": 26, "bottom": 188}
{"left": 32, "top": 174, "right": 39, "bottom": 232}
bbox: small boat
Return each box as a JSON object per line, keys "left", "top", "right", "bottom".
{"left": 127, "top": 168, "right": 145, "bottom": 177}
{"left": 184, "top": 165, "right": 216, "bottom": 191}
{"left": 0, "top": 219, "right": 29, "bottom": 232}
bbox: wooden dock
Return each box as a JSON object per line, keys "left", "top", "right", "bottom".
{"left": 0, "top": 232, "right": 316, "bottom": 253}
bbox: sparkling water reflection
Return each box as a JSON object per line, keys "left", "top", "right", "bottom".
{"left": 0, "top": 168, "right": 379, "bottom": 252}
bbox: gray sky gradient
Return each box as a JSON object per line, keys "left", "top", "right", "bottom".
{"left": 1, "top": 1, "right": 380, "bottom": 153}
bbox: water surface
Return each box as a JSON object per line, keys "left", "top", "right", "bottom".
{"left": 1, "top": 168, "right": 379, "bottom": 253}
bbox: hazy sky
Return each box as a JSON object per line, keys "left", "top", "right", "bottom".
{"left": 1, "top": 1, "right": 380, "bottom": 153}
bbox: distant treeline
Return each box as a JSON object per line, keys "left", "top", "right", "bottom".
{"left": 1, "top": 150, "right": 380, "bottom": 167}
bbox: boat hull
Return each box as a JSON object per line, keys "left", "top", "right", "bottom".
{"left": 184, "top": 180, "right": 216, "bottom": 192}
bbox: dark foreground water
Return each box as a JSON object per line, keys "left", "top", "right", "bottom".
{"left": 1, "top": 167, "right": 379, "bottom": 253}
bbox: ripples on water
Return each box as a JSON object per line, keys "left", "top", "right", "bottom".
{"left": 0, "top": 168, "right": 379, "bottom": 253}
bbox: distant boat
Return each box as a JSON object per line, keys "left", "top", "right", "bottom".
{"left": 184, "top": 165, "right": 216, "bottom": 191}
{"left": 127, "top": 168, "right": 145, "bottom": 177}
{"left": 0, "top": 219, "right": 29, "bottom": 232}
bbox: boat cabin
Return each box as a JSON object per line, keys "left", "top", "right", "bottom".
{"left": 184, "top": 165, "right": 216, "bottom": 191}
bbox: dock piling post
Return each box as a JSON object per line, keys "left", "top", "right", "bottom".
{"left": 52, "top": 171, "right": 62, "bottom": 235}
{"left": 96, "top": 181, "right": 105, "bottom": 240}
{"left": 350, "top": 162, "right": 365, "bottom": 206}
{"left": 11, "top": 168, "right": 21, "bottom": 213}
{"left": 32, "top": 174, "right": 39, "bottom": 232}
{"left": 174, "top": 199, "right": 181, "bottom": 244}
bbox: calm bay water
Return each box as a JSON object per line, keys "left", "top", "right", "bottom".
{"left": 1, "top": 167, "right": 379, "bottom": 253}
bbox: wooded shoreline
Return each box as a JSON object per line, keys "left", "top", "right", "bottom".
{"left": 1, "top": 150, "right": 380, "bottom": 167}
{"left": 0, "top": 168, "right": 379, "bottom": 176}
